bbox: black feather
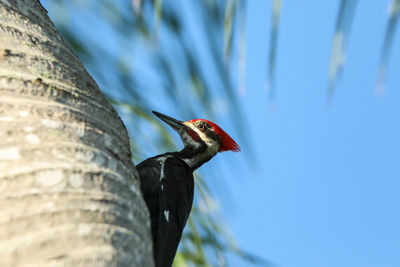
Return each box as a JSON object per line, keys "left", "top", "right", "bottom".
{"left": 137, "top": 153, "right": 194, "bottom": 267}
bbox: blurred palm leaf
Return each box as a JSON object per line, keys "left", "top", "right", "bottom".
{"left": 238, "top": 0, "right": 247, "bottom": 95}
{"left": 154, "top": 0, "right": 163, "bottom": 37}
{"left": 327, "top": 0, "right": 358, "bottom": 102}
{"left": 376, "top": 0, "right": 400, "bottom": 94}
{"left": 224, "top": 0, "right": 237, "bottom": 61}
{"left": 266, "top": 0, "right": 282, "bottom": 106}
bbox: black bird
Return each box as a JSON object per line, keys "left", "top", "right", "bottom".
{"left": 137, "top": 111, "right": 240, "bottom": 267}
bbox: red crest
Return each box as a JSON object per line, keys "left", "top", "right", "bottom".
{"left": 188, "top": 119, "right": 241, "bottom": 152}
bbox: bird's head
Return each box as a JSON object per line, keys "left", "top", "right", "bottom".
{"left": 153, "top": 111, "right": 240, "bottom": 167}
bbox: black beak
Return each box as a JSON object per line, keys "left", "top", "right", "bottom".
{"left": 152, "top": 111, "right": 187, "bottom": 133}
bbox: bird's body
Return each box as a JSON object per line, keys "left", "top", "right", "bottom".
{"left": 137, "top": 111, "right": 240, "bottom": 267}
{"left": 137, "top": 153, "right": 193, "bottom": 267}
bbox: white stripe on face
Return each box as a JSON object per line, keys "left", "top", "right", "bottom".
{"left": 178, "top": 125, "right": 202, "bottom": 149}
{"left": 185, "top": 121, "right": 218, "bottom": 149}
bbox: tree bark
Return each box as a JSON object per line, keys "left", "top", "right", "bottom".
{"left": 0, "top": 0, "right": 153, "bottom": 266}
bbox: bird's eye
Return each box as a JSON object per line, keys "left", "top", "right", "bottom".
{"left": 198, "top": 124, "right": 206, "bottom": 131}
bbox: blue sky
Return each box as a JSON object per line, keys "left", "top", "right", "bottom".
{"left": 42, "top": 0, "right": 400, "bottom": 266}
{"left": 222, "top": 1, "right": 400, "bottom": 266}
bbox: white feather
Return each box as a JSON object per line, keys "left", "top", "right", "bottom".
{"left": 164, "top": 210, "right": 169, "bottom": 222}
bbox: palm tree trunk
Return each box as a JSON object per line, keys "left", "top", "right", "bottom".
{"left": 0, "top": 1, "right": 153, "bottom": 266}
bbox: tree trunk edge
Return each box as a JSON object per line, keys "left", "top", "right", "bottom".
{"left": 0, "top": 0, "right": 154, "bottom": 266}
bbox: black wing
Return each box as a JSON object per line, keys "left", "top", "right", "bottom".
{"left": 137, "top": 155, "right": 194, "bottom": 267}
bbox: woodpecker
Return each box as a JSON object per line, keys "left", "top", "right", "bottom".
{"left": 137, "top": 111, "right": 240, "bottom": 267}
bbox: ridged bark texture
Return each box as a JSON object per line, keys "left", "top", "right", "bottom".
{"left": 0, "top": 0, "right": 154, "bottom": 266}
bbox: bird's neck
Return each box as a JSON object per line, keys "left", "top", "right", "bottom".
{"left": 174, "top": 145, "right": 218, "bottom": 171}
